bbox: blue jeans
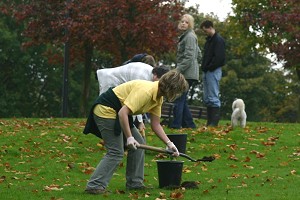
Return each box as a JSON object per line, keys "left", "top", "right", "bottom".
{"left": 203, "top": 68, "right": 222, "bottom": 107}
{"left": 169, "top": 80, "right": 196, "bottom": 129}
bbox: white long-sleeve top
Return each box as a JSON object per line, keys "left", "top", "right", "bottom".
{"left": 97, "top": 62, "right": 153, "bottom": 95}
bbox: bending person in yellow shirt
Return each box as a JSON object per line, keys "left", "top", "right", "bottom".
{"left": 83, "top": 70, "right": 188, "bottom": 194}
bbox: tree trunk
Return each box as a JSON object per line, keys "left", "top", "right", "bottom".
{"left": 80, "top": 43, "right": 93, "bottom": 117}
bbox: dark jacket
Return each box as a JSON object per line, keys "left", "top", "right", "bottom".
{"left": 83, "top": 87, "right": 133, "bottom": 138}
{"left": 123, "top": 53, "right": 147, "bottom": 65}
{"left": 201, "top": 32, "right": 225, "bottom": 72}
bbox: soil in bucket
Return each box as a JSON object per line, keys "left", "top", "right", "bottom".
{"left": 167, "top": 133, "right": 187, "bottom": 153}
{"left": 156, "top": 160, "right": 184, "bottom": 189}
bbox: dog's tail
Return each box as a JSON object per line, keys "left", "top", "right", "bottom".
{"left": 233, "top": 107, "right": 242, "bottom": 115}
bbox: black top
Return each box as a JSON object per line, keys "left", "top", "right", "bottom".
{"left": 201, "top": 33, "right": 225, "bottom": 72}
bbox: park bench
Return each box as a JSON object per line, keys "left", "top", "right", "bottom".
{"left": 160, "top": 102, "right": 207, "bottom": 127}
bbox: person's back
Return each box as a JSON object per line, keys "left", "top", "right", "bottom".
{"left": 97, "top": 62, "right": 153, "bottom": 95}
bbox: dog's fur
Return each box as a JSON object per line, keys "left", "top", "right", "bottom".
{"left": 231, "top": 98, "right": 247, "bottom": 128}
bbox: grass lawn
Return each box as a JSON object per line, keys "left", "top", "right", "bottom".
{"left": 0, "top": 118, "right": 299, "bottom": 200}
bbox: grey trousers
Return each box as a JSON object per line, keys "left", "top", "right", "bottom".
{"left": 86, "top": 115, "right": 145, "bottom": 190}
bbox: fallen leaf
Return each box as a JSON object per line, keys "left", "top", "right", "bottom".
{"left": 290, "top": 170, "right": 296, "bottom": 175}
{"left": 228, "top": 154, "right": 239, "bottom": 161}
{"left": 227, "top": 144, "right": 238, "bottom": 151}
{"left": 243, "top": 156, "right": 251, "bottom": 162}
{"left": 0, "top": 176, "right": 6, "bottom": 183}
{"left": 44, "top": 184, "right": 63, "bottom": 191}
{"left": 207, "top": 179, "right": 214, "bottom": 183}
{"left": 170, "top": 191, "right": 184, "bottom": 199}
{"left": 229, "top": 173, "right": 240, "bottom": 179}
{"left": 129, "top": 191, "right": 139, "bottom": 199}
{"left": 268, "top": 136, "right": 279, "bottom": 141}
{"left": 262, "top": 141, "right": 276, "bottom": 146}
{"left": 203, "top": 189, "right": 209, "bottom": 194}
{"left": 243, "top": 164, "right": 254, "bottom": 169}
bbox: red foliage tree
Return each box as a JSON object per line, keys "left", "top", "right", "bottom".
{"left": 5, "top": 0, "right": 185, "bottom": 115}
{"left": 232, "top": 0, "right": 300, "bottom": 80}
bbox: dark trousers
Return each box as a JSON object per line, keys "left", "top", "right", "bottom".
{"left": 169, "top": 80, "right": 196, "bottom": 129}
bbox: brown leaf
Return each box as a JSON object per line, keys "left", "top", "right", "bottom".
{"left": 268, "top": 136, "right": 279, "bottom": 141}
{"left": 158, "top": 192, "right": 166, "bottom": 199}
{"left": 115, "top": 189, "right": 126, "bottom": 194}
{"left": 256, "top": 153, "right": 265, "bottom": 158}
{"left": 129, "top": 191, "right": 139, "bottom": 199}
{"left": 228, "top": 154, "right": 239, "bottom": 161}
{"left": 0, "top": 176, "right": 6, "bottom": 183}
{"left": 155, "top": 153, "right": 168, "bottom": 159}
{"left": 82, "top": 167, "right": 95, "bottom": 175}
{"left": 257, "top": 127, "right": 269, "bottom": 133}
{"left": 243, "top": 156, "right": 251, "bottom": 162}
{"left": 243, "top": 164, "right": 254, "bottom": 169}
{"left": 213, "top": 154, "right": 221, "bottom": 159}
{"left": 227, "top": 144, "right": 238, "bottom": 151}
{"left": 262, "top": 141, "right": 276, "bottom": 146}
{"left": 170, "top": 191, "right": 184, "bottom": 199}
{"left": 203, "top": 189, "right": 209, "bottom": 194}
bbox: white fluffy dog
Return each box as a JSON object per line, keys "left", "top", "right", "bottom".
{"left": 231, "top": 98, "right": 247, "bottom": 128}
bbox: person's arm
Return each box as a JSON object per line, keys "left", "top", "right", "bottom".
{"left": 150, "top": 114, "right": 179, "bottom": 156}
{"left": 118, "top": 105, "right": 139, "bottom": 149}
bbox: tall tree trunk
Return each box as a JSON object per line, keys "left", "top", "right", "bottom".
{"left": 80, "top": 43, "right": 93, "bottom": 117}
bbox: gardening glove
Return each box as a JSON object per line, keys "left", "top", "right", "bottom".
{"left": 166, "top": 141, "right": 179, "bottom": 157}
{"left": 126, "top": 136, "right": 140, "bottom": 150}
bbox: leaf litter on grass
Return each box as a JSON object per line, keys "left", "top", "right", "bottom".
{"left": 0, "top": 118, "right": 299, "bottom": 200}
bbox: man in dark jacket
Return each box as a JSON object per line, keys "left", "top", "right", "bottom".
{"left": 200, "top": 20, "right": 225, "bottom": 126}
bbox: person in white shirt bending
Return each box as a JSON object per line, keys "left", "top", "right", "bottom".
{"left": 96, "top": 57, "right": 169, "bottom": 136}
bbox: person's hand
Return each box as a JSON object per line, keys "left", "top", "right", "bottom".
{"left": 126, "top": 136, "right": 140, "bottom": 150}
{"left": 166, "top": 141, "right": 179, "bottom": 157}
{"left": 138, "top": 122, "right": 146, "bottom": 137}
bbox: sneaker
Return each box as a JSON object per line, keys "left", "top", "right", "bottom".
{"left": 126, "top": 185, "right": 153, "bottom": 191}
{"left": 85, "top": 188, "right": 107, "bottom": 194}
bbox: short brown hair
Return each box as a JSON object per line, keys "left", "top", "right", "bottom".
{"left": 142, "top": 55, "right": 156, "bottom": 67}
{"left": 158, "top": 70, "right": 188, "bottom": 102}
{"left": 200, "top": 20, "right": 214, "bottom": 29}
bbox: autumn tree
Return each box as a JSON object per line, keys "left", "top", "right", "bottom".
{"left": 231, "top": 0, "right": 300, "bottom": 77}
{"left": 5, "top": 0, "right": 185, "bottom": 116}
{"left": 230, "top": 0, "right": 299, "bottom": 121}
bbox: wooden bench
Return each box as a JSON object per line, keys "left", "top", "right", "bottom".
{"left": 160, "top": 102, "right": 206, "bottom": 127}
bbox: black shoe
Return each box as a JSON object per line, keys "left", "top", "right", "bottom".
{"left": 85, "top": 188, "right": 109, "bottom": 194}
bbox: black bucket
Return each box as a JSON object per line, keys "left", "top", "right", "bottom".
{"left": 167, "top": 134, "right": 187, "bottom": 153}
{"left": 156, "top": 160, "right": 184, "bottom": 188}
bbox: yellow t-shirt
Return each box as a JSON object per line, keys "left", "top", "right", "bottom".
{"left": 94, "top": 80, "right": 163, "bottom": 119}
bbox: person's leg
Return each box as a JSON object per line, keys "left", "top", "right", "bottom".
{"left": 182, "top": 80, "right": 196, "bottom": 128}
{"left": 203, "top": 73, "right": 212, "bottom": 126}
{"left": 202, "top": 73, "right": 209, "bottom": 106}
{"left": 169, "top": 94, "right": 185, "bottom": 129}
{"left": 126, "top": 127, "right": 146, "bottom": 189}
{"left": 86, "top": 115, "right": 124, "bottom": 191}
{"left": 204, "top": 69, "right": 222, "bottom": 107}
{"left": 205, "top": 68, "right": 222, "bottom": 126}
